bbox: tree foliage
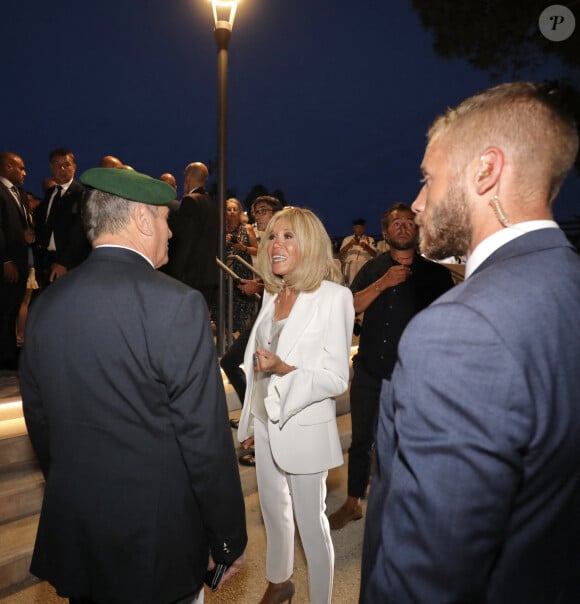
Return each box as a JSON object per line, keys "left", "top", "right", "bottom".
{"left": 411, "top": 0, "right": 580, "bottom": 78}
{"left": 243, "top": 184, "right": 288, "bottom": 211}
{"left": 412, "top": 0, "right": 580, "bottom": 175}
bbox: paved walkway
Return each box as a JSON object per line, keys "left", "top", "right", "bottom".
{"left": 0, "top": 455, "right": 365, "bottom": 604}
{"left": 2, "top": 368, "right": 365, "bottom": 603}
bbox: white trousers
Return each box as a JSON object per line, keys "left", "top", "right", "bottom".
{"left": 193, "top": 589, "right": 203, "bottom": 604}
{"left": 254, "top": 419, "right": 334, "bottom": 604}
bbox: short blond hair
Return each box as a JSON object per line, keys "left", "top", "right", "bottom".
{"left": 257, "top": 206, "right": 341, "bottom": 293}
{"left": 428, "top": 81, "right": 579, "bottom": 203}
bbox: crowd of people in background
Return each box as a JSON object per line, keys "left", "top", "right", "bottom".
{"left": 0, "top": 146, "right": 457, "bottom": 373}
{"left": 3, "top": 79, "right": 580, "bottom": 603}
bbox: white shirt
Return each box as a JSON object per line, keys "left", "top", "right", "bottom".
{"left": 465, "top": 220, "right": 558, "bottom": 279}
{"left": 46, "top": 179, "right": 75, "bottom": 251}
{"left": 46, "top": 178, "right": 73, "bottom": 217}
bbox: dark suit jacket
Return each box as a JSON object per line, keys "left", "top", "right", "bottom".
{"left": 165, "top": 187, "right": 219, "bottom": 298}
{"left": 20, "top": 247, "right": 247, "bottom": 604}
{"left": 0, "top": 181, "right": 30, "bottom": 360}
{"left": 0, "top": 181, "right": 29, "bottom": 270}
{"left": 360, "top": 228, "right": 580, "bottom": 603}
{"left": 35, "top": 180, "right": 90, "bottom": 270}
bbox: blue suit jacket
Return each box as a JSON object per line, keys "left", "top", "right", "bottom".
{"left": 360, "top": 228, "right": 580, "bottom": 603}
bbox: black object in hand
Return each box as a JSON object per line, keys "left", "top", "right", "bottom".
{"left": 205, "top": 563, "right": 228, "bottom": 592}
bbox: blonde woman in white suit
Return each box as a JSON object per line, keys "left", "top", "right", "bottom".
{"left": 238, "top": 206, "right": 354, "bottom": 604}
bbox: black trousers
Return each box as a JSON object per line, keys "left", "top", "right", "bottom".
{"left": 33, "top": 248, "right": 56, "bottom": 290}
{"left": 220, "top": 321, "right": 252, "bottom": 404}
{"left": 0, "top": 276, "right": 26, "bottom": 365}
{"left": 347, "top": 361, "right": 384, "bottom": 498}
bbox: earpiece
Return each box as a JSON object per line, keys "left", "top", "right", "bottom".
{"left": 476, "top": 163, "right": 492, "bottom": 181}
{"left": 489, "top": 195, "right": 511, "bottom": 227}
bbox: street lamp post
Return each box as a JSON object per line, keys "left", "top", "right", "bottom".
{"left": 209, "top": 0, "right": 239, "bottom": 357}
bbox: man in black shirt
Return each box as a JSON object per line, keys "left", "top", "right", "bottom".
{"left": 329, "top": 203, "right": 454, "bottom": 529}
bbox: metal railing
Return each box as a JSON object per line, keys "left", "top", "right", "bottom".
{"left": 215, "top": 255, "right": 262, "bottom": 350}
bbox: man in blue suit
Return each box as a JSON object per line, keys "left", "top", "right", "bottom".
{"left": 360, "top": 81, "right": 580, "bottom": 603}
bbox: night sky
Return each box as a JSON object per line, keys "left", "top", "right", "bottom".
{"left": 6, "top": 0, "right": 580, "bottom": 236}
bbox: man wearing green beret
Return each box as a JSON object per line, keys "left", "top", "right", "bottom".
{"left": 20, "top": 168, "right": 247, "bottom": 604}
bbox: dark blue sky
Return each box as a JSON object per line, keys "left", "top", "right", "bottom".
{"left": 6, "top": 0, "right": 579, "bottom": 235}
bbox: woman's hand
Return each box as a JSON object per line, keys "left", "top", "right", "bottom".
{"left": 238, "top": 279, "right": 264, "bottom": 296}
{"left": 241, "top": 436, "right": 254, "bottom": 450}
{"left": 254, "top": 348, "right": 295, "bottom": 376}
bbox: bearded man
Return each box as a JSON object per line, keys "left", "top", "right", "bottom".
{"left": 360, "top": 82, "right": 580, "bottom": 603}
{"left": 328, "top": 202, "right": 454, "bottom": 529}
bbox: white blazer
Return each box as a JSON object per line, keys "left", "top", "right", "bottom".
{"left": 238, "top": 280, "right": 354, "bottom": 474}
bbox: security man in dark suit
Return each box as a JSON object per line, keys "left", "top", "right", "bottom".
{"left": 360, "top": 81, "right": 580, "bottom": 604}
{"left": 164, "top": 162, "right": 219, "bottom": 312}
{"left": 0, "top": 151, "right": 32, "bottom": 369}
{"left": 34, "top": 147, "right": 90, "bottom": 289}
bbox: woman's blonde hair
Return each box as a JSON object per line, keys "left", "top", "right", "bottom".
{"left": 257, "top": 206, "right": 342, "bottom": 293}
{"left": 226, "top": 197, "right": 248, "bottom": 224}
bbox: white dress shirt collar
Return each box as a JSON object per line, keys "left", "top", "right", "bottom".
{"left": 0, "top": 176, "right": 16, "bottom": 190}
{"left": 465, "top": 220, "right": 559, "bottom": 278}
{"left": 54, "top": 178, "right": 74, "bottom": 195}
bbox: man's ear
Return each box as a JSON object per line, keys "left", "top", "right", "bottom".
{"left": 133, "top": 203, "right": 154, "bottom": 236}
{"left": 474, "top": 147, "right": 504, "bottom": 195}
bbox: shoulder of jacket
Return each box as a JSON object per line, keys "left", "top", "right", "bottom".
{"left": 320, "top": 280, "right": 350, "bottom": 295}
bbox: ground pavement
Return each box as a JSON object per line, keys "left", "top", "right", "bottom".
{"left": 0, "top": 455, "right": 365, "bottom": 604}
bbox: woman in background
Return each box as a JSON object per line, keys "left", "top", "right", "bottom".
{"left": 225, "top": 198, "right": 258, "bottom": 332}
{"left": 238, "top": 207, "right": 354, "bottom": 604}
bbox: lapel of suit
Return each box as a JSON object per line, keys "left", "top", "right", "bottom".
{"left": 275, "top": 288, "right": 320, "bottom": 362}
{"left": 252, "top": 293, "right": 276, "bottom": 343}
{"left": 0, "top": 182, "right": 28, "bottom": 227}
{"left": 62, "top": 180, "right": 81, "bottom": 200}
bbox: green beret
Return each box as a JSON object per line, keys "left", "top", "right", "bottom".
{"left": 80, "top": 167, "right": 176, "bottom": 206}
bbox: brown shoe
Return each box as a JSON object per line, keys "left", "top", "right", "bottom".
{"left": 328, "top": 503, "right": 363, "bottom": 530}
{"left": 238, "top": 451, "right": 256, "bottom": 466}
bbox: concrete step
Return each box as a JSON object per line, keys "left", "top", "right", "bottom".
{"left": 0, "top": 431, "right": 36, "bottom": 470}
{"left": 0, "top": 413, "right": 352, "bottom": 595}
{"left": 0, "top": 400, "right": 23, "bottom": 422}
{"left": 0, "top": 373, "right": 20, "bottom": 406}
{"left": 0, "top": 373, "right": 352, "bottom": 596}
{"left": 0, "top": 515, "right": 38, "bottom": 594}
{"left": 0, "top": 464, "right": 44, "bottom": 525}
{"left": 0, "top": 398, "right": 33, "bottom": 473}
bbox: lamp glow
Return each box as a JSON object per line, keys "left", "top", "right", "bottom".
{"left": 210, "top": 0, "right": 239, "bottom": 30}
